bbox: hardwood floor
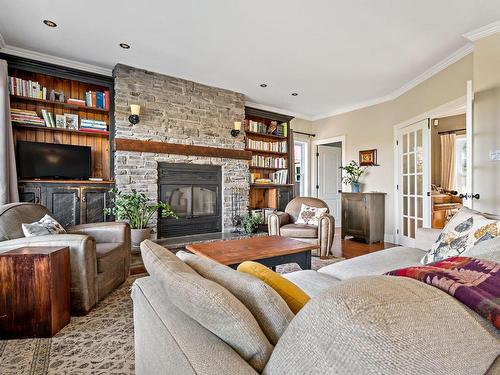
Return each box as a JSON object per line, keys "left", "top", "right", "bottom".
{"left": 332, "top": 228, "right": 397, "bottom": 259}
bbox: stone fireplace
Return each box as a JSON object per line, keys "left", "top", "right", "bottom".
{"left": 113, "top": 64, "right": 249, "bottom": 237}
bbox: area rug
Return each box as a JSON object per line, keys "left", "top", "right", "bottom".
{"left": 0, "top": 275, "right": 143, "bottom": 375}
{"left": 0, "top": 257, "right": 343, "bottom": 375}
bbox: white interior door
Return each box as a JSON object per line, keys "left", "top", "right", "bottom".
{"left": 317, "top": 145, "right": 342, "bottom": 227}
{"left": 464, "top": 80, "right": 473, "bottom": 209}
{"left": 397, "top": 119, "right": 431, "bottom": 247}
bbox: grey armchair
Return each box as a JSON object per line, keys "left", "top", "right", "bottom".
{"left": 0, "top": 202, "right": 131, "bottom": 315}
{"left": 268, "top": 197, "right": 335, "bottom": 257}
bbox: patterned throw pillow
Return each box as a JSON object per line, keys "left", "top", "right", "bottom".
{"left": 295, "top": 204, "right": 328, "bottom": 226}
{"left": 421, "top": 207, "right": 500, "bottom": 264}
{"left": 22, "top": 214, "right": 66, "bottom": 237}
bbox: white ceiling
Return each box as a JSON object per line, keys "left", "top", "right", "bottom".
{"left": 1, "top": 1, "right": 500, "bottom": 120}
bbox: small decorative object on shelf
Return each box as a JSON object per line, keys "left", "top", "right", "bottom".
{"left": 64, "top": 113, "right": 79, "bottom": 130}
{"left": 104, "top": 188, "right": 178, "bottom": 246}
{"left": 129, "top": 104, "right": 140, "bottom": 125}
{"left": 230, "top": 187, "right": 244, "bottom": 233}
{"left": 49, "top": 89, "right": 65, "bottom": 102}
{"left": 359, "top": 149, "right": 378, "bottom": 166}
{"left": 340, "top": 160, "right": 367, "bottom": 193}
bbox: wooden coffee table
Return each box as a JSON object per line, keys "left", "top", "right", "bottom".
{"left": 186, "top": 235, "right": 318, "bottom": 270}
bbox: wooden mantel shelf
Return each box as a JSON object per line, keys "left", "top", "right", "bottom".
{"left": 114, "top": 138, "right": 253, "bottom": 161}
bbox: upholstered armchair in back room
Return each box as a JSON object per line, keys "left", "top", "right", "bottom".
{"left": 268, "top": 197, "right": 335, "bottom": 257}
{"left": 0, "top": 202, "right": 131, "bottom": 315}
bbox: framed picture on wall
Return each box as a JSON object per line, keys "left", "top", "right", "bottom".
{"left": 359, "top": 149, "right": 377, "bottom": 166}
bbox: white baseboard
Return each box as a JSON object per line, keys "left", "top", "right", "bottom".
{"left": 384, "top": 233, "right": 396, "bottom": 244}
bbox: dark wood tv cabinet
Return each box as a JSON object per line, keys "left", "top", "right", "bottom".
{"left": 18, "top": 180, "right": 114, "bottom": 227}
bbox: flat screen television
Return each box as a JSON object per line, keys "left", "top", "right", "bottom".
{"left": 17, "top": 141, "right": 92, "bottom": 180}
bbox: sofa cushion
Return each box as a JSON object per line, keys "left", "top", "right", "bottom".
{"left": 22, "top": 214, "right": 66, "bottom": 237}
{"left": 96, "top": 242, "right": 125, "bottom": 273}
{"left": 263, "top": 276, "right": 500, "bottom": 375}
{"left": 237, "top": 261, "right": 310, "bottom": 314}
{"left": 422, "top": 207, "right": 500, "bottom": 264}
{"left": 295, "top": 204, "right": 328, "bottom": 226}
{"left": 282, "top": 270, "right": 340, "bottom": 297}
{"left": 140, "top": 240, "right": 273, "bottom": 372}
{"left": 280, "top": 223, "right": 318, "bottom": 238}
{"left": 318, "top": 246, "right": 425, "bottom": 280}
{"left": 177, "top": 250, "right": 294, "bottom": 345}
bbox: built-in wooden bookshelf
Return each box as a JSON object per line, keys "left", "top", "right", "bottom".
{"left": 245, "top": 107, "right": 294, "bottom": 212}
{"left": 3, "top": 54, "right": 114, "bottom": 181}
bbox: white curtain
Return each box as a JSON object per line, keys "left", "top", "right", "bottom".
{"left": 440, "top": 133, "right": 456, "bottom": 190}
{"left": 0, "top": 60, "right": 19, "bottom": 205}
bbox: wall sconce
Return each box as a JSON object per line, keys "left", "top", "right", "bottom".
{"left": 231, "top": 121, "right": 241, "bottom": 137}
{"left": 129, "top": 104, "right": 140, "bottom": 125}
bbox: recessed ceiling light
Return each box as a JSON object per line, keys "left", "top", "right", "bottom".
{"left": 43, "top": 20, "right": 57, "bottom": 28}
{"left": 291, "top": 92, "right": 298, "bottom": 96}
{"left": 260, "top": 83, "right": 267, "bottom": 88}
{"left": 119, "top": 43, "right": 131, "bottom": 49}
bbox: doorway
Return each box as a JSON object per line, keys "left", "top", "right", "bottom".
{"left": 314, "top": 136, "right": 345, "bottom": 227}
{"left": 294, "top": 140, "right": 309, "bottom": 196}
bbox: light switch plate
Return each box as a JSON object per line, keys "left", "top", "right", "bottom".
{"left": 489, "top": 150, "right": 500, "bottom": 161}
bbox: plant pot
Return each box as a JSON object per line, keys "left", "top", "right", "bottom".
{"left": 351, "top": 182, "right": 361, "bottom": 193}
{"left": 131, "top": 228, "right": 152, "bottom": 247}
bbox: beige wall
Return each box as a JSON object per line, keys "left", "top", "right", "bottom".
{"left": 312, "top": 54, "right": 473, "bottom": 239}
{"left": 472, "top": 33, "right": 500, "bottom": 213}
{"left": 431, "top": 114, "right": 466, "bottom": 186}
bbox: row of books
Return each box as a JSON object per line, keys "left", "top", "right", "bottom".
{"left": 80, "top": 119, "right": 108, "bottom": 133}
{"left": 245, "top": 120, "right": 288, "bottom": 137}
{"left": 10, "top": 108, "right": 45, "bottom": 126}
{"left": 251, "top": 155, "right": 287, "bottom": 169}
{"left": 247, "top": 139, "right": 287, "bottom": 153}
{"left": 84, "top": 91, "right": 110, "bottom": 110}
{"left": 270, "top": 170, "right": 288, "bottom": 184}
{"left": 8, "top": 77, "right": 47, "bottom": 99}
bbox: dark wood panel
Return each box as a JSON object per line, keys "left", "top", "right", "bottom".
{"left": 114, "top": 138, "right": 253, "bottom": 160}
{"left": 46, "top": 186, "right": 81, "bottom": 227}
{"left": 0, "top": 246, "right": 70, "bottom": 338}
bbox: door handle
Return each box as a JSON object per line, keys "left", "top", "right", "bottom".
{"left": 459, "top": 194, "right": 467, "bottom": 199}
{"left": 472, "top": 193, "right": 480, "bottom": 200}
{"left": 459, "top": 193, "right": 480, "bottom": 200}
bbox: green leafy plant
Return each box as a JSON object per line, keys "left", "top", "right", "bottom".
{"left": 104, "top": 188, "right": 178, "bottom": 229}
{"left": 340, "top": 160, "right": 367, "bottom": 184}
{"left": 243, "top": 213, "right": 262, "bottom": 234}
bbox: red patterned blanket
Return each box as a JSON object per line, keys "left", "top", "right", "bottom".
{"left": 386, "top": 257, "right": 500, "bottom": 329}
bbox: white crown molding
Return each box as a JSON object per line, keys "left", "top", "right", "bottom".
{"left": 463, "top": 19, "right": 500, "bottom": 42}
{"left": 311, "top": 43, "right": 473, "bottom": 121}
{"left": 244, "top": 101, "right": 314, "bottom": 121}
{"left": 0, "top": 44, "right": 112, "bottom": 76}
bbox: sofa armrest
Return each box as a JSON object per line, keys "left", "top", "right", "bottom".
{"left": 318, "top": 214, "right": 335, "bottom": 257}
{"left": 0, "top": 234, "right": 98, "bottom": 314}
{"left": 268, "top": 212, "right": 290, "bottom": 235}
{"left": 69, "top": 222, "right": 131, "bottom": 245}
{"left": 415, "top": 228, "right": 441, "bottom": 250}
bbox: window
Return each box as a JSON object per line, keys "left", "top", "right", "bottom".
{"left": 294, "top": 141, "right": 309, "bottom": 196}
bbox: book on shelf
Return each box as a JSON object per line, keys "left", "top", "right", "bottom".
{"left": 245, "top": 119, "right": 288, "bottom": 137}
{"left": 85, "top": 90, "right": 109, "bottom": 110}
{"left": 247, "top": 138, "right": 287, "bottom": 152}
{"left": 67, "top": 98, "right": 86, "bottom": 106}
{"left": 251, "top": 155, "right": 287, "bottom": 169}
{"left": 254, "top": 178, "right": 273, "bottom": 185}
{"left": 270, "top": 170, "right": 288, "bottom": 185}
{"left": 80, "top": 119, "right": 107, "bottom": 131}
{"left": 11, "top": 108, "right": 45, "bottom": 126}
{"left": 8, "top": 76, "right": 48, "bottom": 100}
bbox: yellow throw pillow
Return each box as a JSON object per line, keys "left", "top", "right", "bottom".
{"left": 237, "top": 261, "right": 310, "bottom": 314}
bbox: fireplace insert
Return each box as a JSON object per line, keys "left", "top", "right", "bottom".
{"left": 158, "top": 163, "right": 222, "bottom": 238}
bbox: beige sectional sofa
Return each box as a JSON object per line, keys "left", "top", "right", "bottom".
{"left": 132, "top": 228, "right": 500, "bottom": 374}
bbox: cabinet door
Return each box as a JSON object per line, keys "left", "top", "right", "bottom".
{"left": 19, "top": 186, "right": 42, "bottom": 204}
{"left": 277, "top": 187, "right": 293, "bottom": 212}
{"left": 342, "top": 194, "right": 367, "bottom": 238}
{"left": 81, "top": 187, "right": 110, "bottom": 224}
{"left": 46, "top": 187, "right": 80, "bottom": 228}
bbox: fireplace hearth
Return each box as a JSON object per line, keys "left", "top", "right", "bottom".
{"left": 158, "top": 163, "right": 222, "bottom": 238}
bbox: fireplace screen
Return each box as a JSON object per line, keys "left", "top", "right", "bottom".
{"left": 158, "top": 163, "right": 222, "bottom": 237}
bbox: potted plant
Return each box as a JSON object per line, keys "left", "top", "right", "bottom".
{"left": 340, "top": 160, "right": 367, "bottom": 193}
{"left": 242, "top": 213, "right": 263, "bottom": 234}
{"left": 104, "top": 188, "right": 178, "bottom": 246}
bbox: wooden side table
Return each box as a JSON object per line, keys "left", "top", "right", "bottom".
{"left": 0, "top": 246, "right": 71, "bottom": 338}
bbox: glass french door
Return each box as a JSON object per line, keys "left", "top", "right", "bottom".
{"left": 397, "top": 119, "right": 431, "bottom": 247}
